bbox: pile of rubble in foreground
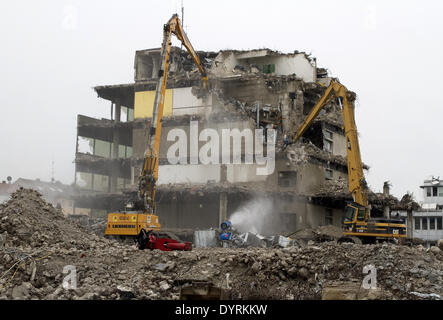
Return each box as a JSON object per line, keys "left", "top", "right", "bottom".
{"left": 1, "top": 188, "right": 442, "bottom": 300}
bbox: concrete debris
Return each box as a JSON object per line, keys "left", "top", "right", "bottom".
{"left": 153, "top": 263, "right": 169, "bottom": 272}
{"left": 179, "top": 281, "right": 228, "bottom": 300}
{"left": 233, "top": 232, "right": 265, "bottom": 248}
{"left": 1, "top": 188, "right": 442, "bottom": 300}
{"left": 220, "top": 225, "right": 344, "bottom": 249}
{"left": 322, "top": 280, "right": 384, "bottom": 300}
{"left": 68, "top": 216, "right": 107, "bottom": 237}
{"left": 284, "top": 141, "right": 370, "bottom": 182}
{"left": 194, "top": 230, "right": 218, "bottom": 248}
{"left": 276, "top": 235, "right": 293, "bottom": 248}
{"left": 315, "top": 109, "right": 344, "bottom": 128}
{"left": 430, "top": 246, "right": 441, "bottom": 254}
{"left": 409, "top": 291, "right": 442, "bottom": 300}
{"left": 312, "top": 177, "right": 349, "bottom": 198}
{"left": 312, "top": 225, "right": 344, "bottom": 242}
{"left": 311, "top": 177, "right": 417, "bottom": 212}
{"left": 286, "top": 145, "right": 310, "bottom": 167}
{"left": 220, "top": 229, "right": 299, "bottom": 249}
{"left": 291, "top": 225, "right": 343, "bottom": 243}
{"left": 393, "top": 193, "right": 421, "bottom": 211}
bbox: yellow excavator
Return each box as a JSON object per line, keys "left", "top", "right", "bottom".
{"left": 292, "top": 80, "right": 406, "bottom": 244}
{"left": 105, "top": 14, "right": 208, "bottom": 247}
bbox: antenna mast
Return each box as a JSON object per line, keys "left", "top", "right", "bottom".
{"left": 181, "top": 0, "right": 184, "bottom": 28}
{"left": 51, "top": 159, "right": 55, "bottom": 183}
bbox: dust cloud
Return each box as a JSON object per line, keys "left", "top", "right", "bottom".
{"left": 229, "top": 197, "right": 274, "bottom": 234}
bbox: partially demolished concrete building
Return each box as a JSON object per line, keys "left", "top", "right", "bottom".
{"left": 73, "top": 47, "right": 370, "bottom": 234}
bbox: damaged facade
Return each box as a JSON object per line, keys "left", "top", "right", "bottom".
{"left": 73, "top": 47, "right": 372, "bottom": 233}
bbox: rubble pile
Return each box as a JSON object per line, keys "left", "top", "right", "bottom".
{"left": 313, "top": 177, "right": 349, "bottom": 198}
{"left": 291, "top": 225, "right": 344, "bottom": 243}
{"left": 312, "top": 178, "right": 417, "bottom": 213}
{"left": 220, "top": 243, "right": 443, "bottom": 300}
{"left": 394, "top": 193, "right": 421, "bottom": 211}
{"left": 285, "top": 142, "right": 364, "bottom": 172}
{"left": 165, "top": 47, "right": 218, "bottom": 87}
{"left": 0, "top": 188, "right": 95, "bottom": 248}
{"left": 303, "top": 142, "right": 349, "bottom": 168}
{"left": 67, "top": 216, "right": 107, "bottom": 237}
{"left": 0, "top": 188, "right": 442, "bottom": 300}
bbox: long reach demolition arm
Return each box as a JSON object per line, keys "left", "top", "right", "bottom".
{"left": 138, "top": 14, "right": 208, "bottom": 214}
{"left": 292, "top": 80, "right": 368, "bottom": 207}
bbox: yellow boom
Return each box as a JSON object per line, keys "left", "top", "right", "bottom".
{"left": 292, "top": 80, "right": 406, "bottom": 243}
{"left": 293, "top": 80, "right": 367, "bottom": 206}
{"left": 138, "top": 14, "right": 208, "bottom": 214}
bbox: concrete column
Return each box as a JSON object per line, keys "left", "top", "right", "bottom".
{"left": 219, "top": 164, "right": 228, "bottom": 226}
{"left": 256, "top": 102, "right": 260, "bottom": 128}
{"left": 114, "top": 102, "right": 121, "bottom": 123}
{"left": 151, "top": 55, "right": 159, "bottom": 79}
{"left": 219, "top": 193, "right": 228, "bottom": 227}
{"left": 220, "top": 164, "right": 227, "bottom": 183}
{"left": 111, "top": 100, "right": 121, "bottom": 192}
{"left": 281, "top": 96, "right": 290, "bottom": 134}
{"left": 383, "top": 182, "right": 390, "bottom": 219}
{"left": 294, "top": 87, "right": 304, "bottom": 130}
{"left": 282, "top": 81, "right": 298, "bottom": 134}
{"left": 407, "top": 209, "right": 413, "bottom": 240}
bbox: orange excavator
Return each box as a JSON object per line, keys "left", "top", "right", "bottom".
{"left": 105, "top": 14, "right": 208, "bottom": 250}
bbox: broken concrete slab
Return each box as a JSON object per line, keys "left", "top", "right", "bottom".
{"left": 194, "top": 230, "right": 218, "bottom": 248}
{"left": 322, "top": 281, "right": 384, "bottom": 300}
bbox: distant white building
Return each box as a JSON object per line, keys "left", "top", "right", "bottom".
{"left": 421, "top": 176, "right": 443, "bottom": 208}
{"left": 392, "top": 176, "right": 443, "bottom": 245}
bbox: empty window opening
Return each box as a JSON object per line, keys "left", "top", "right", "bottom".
{"left": 278, "top": 171, "right": 297, "bottom": 188}
{"left": 325, "top": 208, "right": 333, "bottom": 225}
{"left": 324, "top": 130, "right": 333, "bottom": 140}
{"left": 426, "top": 187, "right": 432, "bottom": 197}
{"left": 422, "top": 217, "right": 428, "bottom": 230}
{"left": 323, "top": 130, "right": 333, "bottom": 153}
{"left": 430, "top": 217, "right": 435, "bottom": 230}
{"left": 77, "top": 136, "right": 94, "bottom": 154}
{"left": 414, "top": 217, "right": 421, "bottom": 230}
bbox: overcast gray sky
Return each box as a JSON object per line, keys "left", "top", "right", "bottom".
{"left": 1, "top": 0, "right": 442, "bottom": 201}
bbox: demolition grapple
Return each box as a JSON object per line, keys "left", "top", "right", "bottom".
{"left": 135, "top": 229, "right": 192, "bottom": 251}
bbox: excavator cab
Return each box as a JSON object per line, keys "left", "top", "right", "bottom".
{"left": 343, "top": 202, "right": 368, "bottom": 224}
{"left": 343, "top": 204, "right": 357, "bottom": 223}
